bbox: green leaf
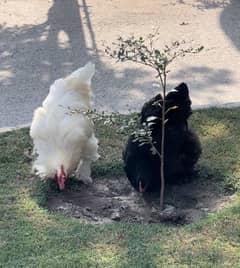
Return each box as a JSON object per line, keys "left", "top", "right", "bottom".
{"left": 165, "top": 105, "right": 178, "bottom": 114}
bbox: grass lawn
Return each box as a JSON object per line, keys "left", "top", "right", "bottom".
{"left": 1, "top": 107, "right": 240, "bottom": 268}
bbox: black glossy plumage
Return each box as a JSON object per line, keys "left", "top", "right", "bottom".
{"left": 123, "top": 83, "right": 202, "bottom": 193}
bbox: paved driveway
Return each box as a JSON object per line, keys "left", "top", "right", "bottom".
{"left": 0, "top": 0, "right": 240, "bottom": 128}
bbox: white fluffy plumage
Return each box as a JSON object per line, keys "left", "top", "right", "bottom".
{"left": 30, "top": 62, "right": 99, "bottom": 188}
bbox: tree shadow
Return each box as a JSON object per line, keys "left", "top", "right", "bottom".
{"left": 220, "top": 0, "right": 240, "bottom": 51}
{"left": 0, "top": 0, "right": 151, "bottom": 128}
{"left": 175, "top": 0, "right": 229, "bottom": 10}
{"left": 169, "top": 66, "right": 236, "bottom": 105}
{"left": 179, "top": 0, "right": 240, "bottom": 51}
{"left": 174, "top": 0, "right": 240, "bottom": 51}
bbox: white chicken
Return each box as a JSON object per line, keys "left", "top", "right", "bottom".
{"left": 30, "top": 62, "right": 99, "bottom": 190}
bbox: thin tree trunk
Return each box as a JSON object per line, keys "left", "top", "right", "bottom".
{"left": 159, "top": 70, "right": 166, "bottom": 210}
{"left": 160, "top": 111, "right": 165, "bottom": 210}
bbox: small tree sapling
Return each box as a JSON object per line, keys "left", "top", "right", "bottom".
{"left": 105, "top": 33, "right": 203, "bottom": 210}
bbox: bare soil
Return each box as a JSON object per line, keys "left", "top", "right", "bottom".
{"left": 47, "top": 176, "right": 234, "bottom": 225}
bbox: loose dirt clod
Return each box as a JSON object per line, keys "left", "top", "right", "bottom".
{"left": 47, "top": 176, "right": 235, "bottom": 225}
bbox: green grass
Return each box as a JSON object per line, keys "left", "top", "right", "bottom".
{"left": 1, "top": 108, "right": 240, "bottom": 268}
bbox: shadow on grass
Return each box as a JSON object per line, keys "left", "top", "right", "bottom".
{"left": 1, "top": 108, "right": 240, "bottom": 267}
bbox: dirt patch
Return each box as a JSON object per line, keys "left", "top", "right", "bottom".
{"left": 47, "top": 176, "right": 235, "bottom": 225}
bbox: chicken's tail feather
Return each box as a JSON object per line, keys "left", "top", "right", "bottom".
{"left": 69, "top": 62, "right": 95, "bottom": 85}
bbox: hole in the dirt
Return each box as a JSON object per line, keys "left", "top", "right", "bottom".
{"left": 46, "top": 176, "right": 234, "bottom": 225}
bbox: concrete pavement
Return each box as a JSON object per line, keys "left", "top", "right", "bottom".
{"left": 0, "top": 0, "right": 240, "bottom": 128}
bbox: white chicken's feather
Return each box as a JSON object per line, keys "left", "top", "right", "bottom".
{"left": 30, "top": 62, "right": 99, "bottom": 178}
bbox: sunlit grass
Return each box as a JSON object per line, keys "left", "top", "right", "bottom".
{"left": 90, "top": 243, "right": 125, "bottom": 267}
{"left": 16, "top": 188, "right": 58, "bottom": 228}
{"left": 1, "top": 108, "right": 240, "bottom": 267}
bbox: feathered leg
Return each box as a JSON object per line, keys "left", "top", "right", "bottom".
{"left": 75, "top": 159, "right": 93, "bottom": 184}
{"left": 75, "top": 134, "right": 99, "bottom": 184}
